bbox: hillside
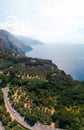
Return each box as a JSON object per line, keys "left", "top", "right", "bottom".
{"left": 0, "top": 88, "right": 30, "bottom": 130}
{"left": 16, "top": 36, "right": 44, "bottom": 46}
{"left": 0, "top": 29, "right": 32, "bottom": 55}
{"left": 0, "top": 49, "right": 84, "bottom": 130}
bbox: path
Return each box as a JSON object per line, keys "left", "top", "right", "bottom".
{"left": 2, "top": 88, "right": 63, "bottom": 130}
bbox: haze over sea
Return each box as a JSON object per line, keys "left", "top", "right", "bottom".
{"left": 26, "top": 43, "right": 84, "bottom": 81}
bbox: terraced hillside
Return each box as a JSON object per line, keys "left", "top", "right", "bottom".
{"left": 0, "top": 51, "right": 84, "bottom": 130}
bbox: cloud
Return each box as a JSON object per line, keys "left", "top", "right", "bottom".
{"left": 0, "top": 0, "right": 84, "bottom": 43}
{"left": 0, "top": 16, "right": 38, "bottom": 38}
{"left": 30, "top": 0, "right": 84, "bottom": 42}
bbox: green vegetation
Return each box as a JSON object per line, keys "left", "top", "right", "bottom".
{"left": 0, "top": 51, "right": 84, "bottom": 130}
{"left": 0, "top": 51, "right": 57, "bottom": 78}
{"left": 0, "top": 88, "right": 30, "bottom": 130}
{"left": 6, "top": 73, "right": 84, "bottom": 130}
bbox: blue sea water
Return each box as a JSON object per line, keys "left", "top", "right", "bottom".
{"left": 26, "top": 43, "right": 84, "bottom": 81}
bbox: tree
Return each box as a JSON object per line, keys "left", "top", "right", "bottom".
{"left": 0, "top": 89, "right": 4, "bottom": 104}
{"left": 52, "top": 108, "right": 79, "bottom": 129}
{"left": 10, "top": 120, "right": 17, "bottom": 128}
{"left": 0, "top": 74, "right": 9, "bottom": 84}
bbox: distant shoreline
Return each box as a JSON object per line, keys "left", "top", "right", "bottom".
{"left": 26, "top": 44, "right": 84, "bottom": 81}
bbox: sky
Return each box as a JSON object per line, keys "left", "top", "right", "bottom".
{"left": 0, "top": 0, "right": 84, "bottom": 43}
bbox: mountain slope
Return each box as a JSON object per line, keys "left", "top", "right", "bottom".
{"left": 0, "top": 48, "right": 84, "bottom": 130}
{"left": 16, "top": 36, "right": 44, "bottom": 46}
{"left": 0, "top": 37, "right": 12, "bottom": 52}
{"left": 0, "top": 29, "right": 32, "bottom": 55}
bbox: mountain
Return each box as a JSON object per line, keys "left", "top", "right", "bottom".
{"left": 0, "top": 29, "right": 32, "bottom": 55}
{"left": 0, "top": 50, "right": 84, "bottom": 130}
{"left": 0, "top": 30, "right": 84, "bottom": 130}
{"left": 0, "top": 37, "right": 13, "bottom": 52}
{"left": 16, "top": 35, "right": 44, "bottom": 46}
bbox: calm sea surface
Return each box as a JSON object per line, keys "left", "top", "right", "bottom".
{"left": 26, "top": 44, "right": 84, "bottom": 80}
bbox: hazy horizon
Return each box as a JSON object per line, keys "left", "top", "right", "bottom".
{"left": 0, "top": 0, "right": 84, "bottom": 43}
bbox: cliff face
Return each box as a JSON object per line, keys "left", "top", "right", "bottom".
{"left": 16, "top": 35, "right": 44, "bottom": 46}
{"left": 0, "top": 29, "right": 32, "bottom": 55}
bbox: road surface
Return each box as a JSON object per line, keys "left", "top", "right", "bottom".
{"left": 2, "top": 88, "right": 63, "bottom": 130}
{"left": 0, "top": 122, "right": 5, "bottom": 130}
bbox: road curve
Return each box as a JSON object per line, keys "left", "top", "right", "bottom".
{"left": 2, "top": 88, "right": 32, "bottom": 130}
{"left": 2, "top": 88, "right": 63, "bottom": 130}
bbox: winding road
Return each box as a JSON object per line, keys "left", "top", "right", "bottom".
{"left": 2, "top": 88, "right": 63, "bottom": 130}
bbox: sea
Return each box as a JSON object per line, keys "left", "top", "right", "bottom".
{"left": 26, "top": 43, "right": 84, "bottom": 81}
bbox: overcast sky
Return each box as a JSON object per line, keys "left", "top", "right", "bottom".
{"left": 0, "top": 0, "right": 84, "bottom": 43}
